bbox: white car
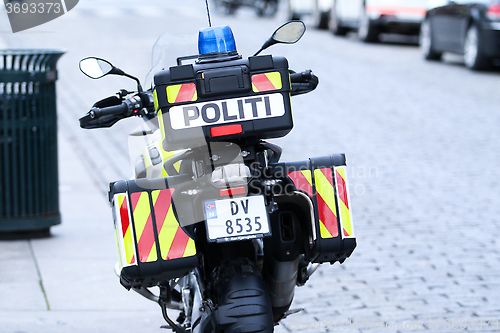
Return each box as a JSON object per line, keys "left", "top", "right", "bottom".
{"left": 288, "top": 0, "right": 333, "bottom": 29}
{"left": 289, "top": 0, "right": 429, "bottom": 42}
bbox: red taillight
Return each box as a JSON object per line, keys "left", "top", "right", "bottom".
{"left": 487, "top": 4, "right": 500, "bottom": 20}
{"left": 210, "top": 124, "right": 243, "bottom": 137}
{"left": 220, "top": 187, "right": 246, "bottom": 197}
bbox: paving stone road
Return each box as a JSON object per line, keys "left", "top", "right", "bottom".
{"left": 1, "top": 1, "right": 500, "bottom": 332}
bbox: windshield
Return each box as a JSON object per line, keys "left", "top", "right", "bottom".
{"left": 144, "top": 32, "right": 198, "bottom": 90}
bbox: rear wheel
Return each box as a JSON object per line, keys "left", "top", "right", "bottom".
{"left": 420, "top": 18, "right": 442, "bottom": 60}
{"left": 358, "top": 5, "right": 379, "bottom": 43}
{"left": 329, "top": 0, "right": 349, "bottom": 36}
{"left": 464, "top": 24, "right": 489, "bottom": 70}
{"left": 203, "top": 259, "right": 274, "bottom": 333}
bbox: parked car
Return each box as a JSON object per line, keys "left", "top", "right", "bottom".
{"left": 287, "top": 0, "right": 332, "bottom": 29}
{"left": 288, "top": 0, "right": 428, "bottom": 42}
{"left": 330, "top": 0, "right": 428, "bottom": 41}
{"left": 420, "top": 0, "right": 500, "bottom": 70}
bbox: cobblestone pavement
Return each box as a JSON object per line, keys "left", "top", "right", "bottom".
{"left": 1, "top": 1, "right": 500, "bottom": 332}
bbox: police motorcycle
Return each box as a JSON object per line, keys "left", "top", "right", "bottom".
{"left": 78, "top": 20, "right": 356, "bottom": 333}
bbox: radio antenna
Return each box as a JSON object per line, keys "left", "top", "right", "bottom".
{"left": 205, "top": 0, "right": 212, "bottom": 27}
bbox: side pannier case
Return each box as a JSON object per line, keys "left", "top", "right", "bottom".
{"left": 152, "top": 55, "right": 293, "bottom": 150}
{"left": 109, "top": 177, "right": 198, "bottom": 289}
{"left": 277, "top": 154, "right": 356, "bottom": 264}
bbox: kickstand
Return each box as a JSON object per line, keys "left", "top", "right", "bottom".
{"left": 282, "top": 308, "right": 304, "bottom": 319}
{"left": 160, "top": 300, "right": 186, "bottom": 333}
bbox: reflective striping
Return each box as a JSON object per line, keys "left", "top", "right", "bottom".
{"left": 114, "top": 186, "right": 197, "bottom": 269}
{"left": 152, "top": 189, "right": 177, "bottom": 260}
{"left": 183, "top": 237, "right": 196, "bottom": 257}
{"left": 153, "top": 89, "right": 159, "bottom": 111}
{"left": 143, "top": 151, "right": 151, "bottom": 171}
{"left": 160, "top": 148, "right": 181, "bottom": 177}
{"left": 152, "top": 189, "right": 196, "bottom": 260}
{"left": 131, "top": 192, "right": 157, "bottom": 263}
{"left": 118, "top": 194, "right": 136, "bottom": 265}
{"left": 287, "top": 170, "right": 313, "bottom": 197}
{"left": 168, "top": 227, "right": 190, "bottom": 260}
{"left": 167, "top": 83, "right": 197, "bottom": 104}
{"left": 314, "top": 168, "right": 339, "bottom": 238}
{"left": 157, "top": 112, "right": 181, "bottom": 177}
{"left": 252, "top": 72, "right": 282, "bottom": 93}
{"left": 335, "top": 166, "right": 354, "bottom": 238}
{"left": 114, "top": 228, "right": 123, "bottom": 269}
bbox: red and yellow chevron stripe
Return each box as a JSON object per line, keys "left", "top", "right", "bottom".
{"left": 116, "top": 194, "right": 136, "bottom": 265}
{"left": 314, "top": 168, "right": 339, "bottom": 239}
{"left": 167, "top": 83, "right": 197, "bottom": 104}
{"left": 287, "top": 170, "right": 313, "bottom": 197}
{"left": 252, "top": 72, "right": 282, "bottom": 93}
{"left": 335, "top": 166, "right": 354, "bottom": 238}
{"left": 152, "top": 189, "right": 196, "bottom": 260}
{"left": 130, "top": 192, "right": 158, "bottom": 263}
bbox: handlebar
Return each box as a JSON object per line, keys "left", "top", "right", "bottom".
{"left": 290, "top": 70, "right": 314, "bottom": 83}
{"left": 89, "top": 102, "right": 129, "bottom": 119}
{"left": 290, "top": 70, "right": 318, "bottom": 96}
{"left": 92, "top": 95, "right": 144, "bottom": 118}
{"left": 80, "top": 93, "right": 153, "bottom": 129}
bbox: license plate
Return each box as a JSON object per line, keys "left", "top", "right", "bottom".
{"left": 204, "top": 196, "right": 270, "bottom": 242}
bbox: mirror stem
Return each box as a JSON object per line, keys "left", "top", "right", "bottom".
{"left": 124, "top": 73, "right": 143, "bottom": 93}
{"left": 111, "top": 67, "right": 143, "bottom": 92}
{"left": 253, "top": 38, "right": 276, "bottom": 56}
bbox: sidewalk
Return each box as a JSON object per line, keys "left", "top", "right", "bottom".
{"left": 0, "top": 121, "right": 164, "bottom": 332}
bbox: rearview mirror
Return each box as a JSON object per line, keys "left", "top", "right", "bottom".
{"left": 254, "top": 21, "right": 306, "bottom": 56}
{"left": 79, "top": 57, "right": 113, "bottom": 79}
{"left": 272, "top": 21, "right": 306, "bottom": 44}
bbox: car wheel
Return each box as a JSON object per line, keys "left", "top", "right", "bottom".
{"left": 420, "top": 18, "right": 442, "bottom": 61}
{"left": 313, "top": 0, "right": 330, "bottom": 29}
{"left": 358, "top": 4, "right": 379, "bottom": 43}
{"left": 329, "top": 0, "right": 349, "bottom": 36}
{"left": 464, "top": 24, "right": 489, "bottom": 70}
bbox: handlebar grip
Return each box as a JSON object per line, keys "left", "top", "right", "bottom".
{"left": 89, "top": 103, "right": 128, "bottom": 119}
{"left": 290, "top": 70, "right": 318, "bottom": 96}
{"left": 290, "top": 70, "right": 314, "bottom": 83}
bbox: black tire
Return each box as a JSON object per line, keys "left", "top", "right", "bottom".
{"left": 358, "top": 4, "right": 379, "bottom": 43}
{"left": 329, "top": 0, "right": 349, "bottom": 36}
{"left": 313, "top": 0, "right": 330, "bottom": 30}
{"left": 204, "top": 260, "right": 274, "bottom": 333}
{"left": 420, "top": 18, "right": 442, "bottom": 61}
{"left": 464, "top": 24, "right": 490, "bottom": 70}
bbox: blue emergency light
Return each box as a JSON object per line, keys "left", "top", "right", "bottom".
{"left": 198, "top": 25, "right": 237, "bottom": 55}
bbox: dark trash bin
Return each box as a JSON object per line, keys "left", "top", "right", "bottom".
{"left": 0, "top": 49, "right": 65, "bottom": 237}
